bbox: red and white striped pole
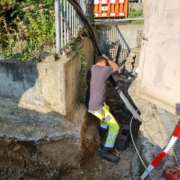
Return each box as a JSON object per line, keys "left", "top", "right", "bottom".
{"left": 139, "top": 124, "right": 180, "bottom": 180}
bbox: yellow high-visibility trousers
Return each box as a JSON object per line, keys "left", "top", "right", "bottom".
{"left": 89, "top": 103, "right": 120, "bottom": 149}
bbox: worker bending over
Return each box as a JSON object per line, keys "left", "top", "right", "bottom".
{"left": 85, "top": 55, "right": 120, "bottom": 164}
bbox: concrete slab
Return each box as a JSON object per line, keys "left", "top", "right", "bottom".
{"left": 0, "top": 98, "right": 99, "bottom": 178}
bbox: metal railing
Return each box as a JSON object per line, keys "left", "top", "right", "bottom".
{"left": 129, "top": 0, "right": 143, "bottom": 2}
{"left": 94, "top": 17, "right": 144, "bottom": 23}
{"left": 55, "top": 0, "right": 143, "bottom": 54}
{"left": 55, "top": 0, "right": 86, "bottom": 54}
{"left": 97, "top": 25, "right": 130, "bottom": 62}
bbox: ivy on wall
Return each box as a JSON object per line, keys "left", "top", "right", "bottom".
{"left": 67, "top": 37, "right": 88, "bottom": 102}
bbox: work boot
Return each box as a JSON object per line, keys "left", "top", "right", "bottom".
{"left": 99, "top": 150, "right": 120, "bottom": 164}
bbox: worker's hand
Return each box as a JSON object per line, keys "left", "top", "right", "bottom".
{"left": 102, "top": 54, "right": 119, "bottom": 72}
{"left": 108, "top": 60, "right": 119, "bottom": 72}
{"left": 101, "top": 54, "right": 110, "bottom": 66}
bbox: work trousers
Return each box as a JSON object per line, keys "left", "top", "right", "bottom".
{"left": 88, "top": 103, "right": 120, "bottom": 153}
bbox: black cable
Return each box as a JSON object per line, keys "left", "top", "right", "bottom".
{"left": 68, "top": 0, "right": 99, "bottom": 51}
{"left": 69, "top": 0, "right": 96, "bottom": 39}
{"left": 67, "top": 0, "right": 118, "bottom": 87}
{"left": 109, "top": 75, "right": 117, "bottom": 87}
{"left": 67, "top": 0, "right": 142, "bottom": 123}
{"left": 67, "top": 1, "right": 96, "bottom": 42}
{"left": 67, "top": 0, "right": 101, "bottom": 56}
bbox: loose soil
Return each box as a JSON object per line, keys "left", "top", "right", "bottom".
{"left": 61, "top": 73, "right": 141, "bottom": 180}
{"left": 0, "top": 73, "right": 141, "bottom": 180}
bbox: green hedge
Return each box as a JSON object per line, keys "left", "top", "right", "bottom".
{"left": 0, "top": 0, "right": 55, "bottom": 61}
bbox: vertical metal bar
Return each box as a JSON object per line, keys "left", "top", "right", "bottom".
{"left": 64, "top": 0, "right": 67, "bottom": 46}
{"left": 60, "top": 0, "right": 63, "bottom": 48}
{"left": 109, "top": 28, "right": 111, "bottom": 43}
{"left": 109, "top": 27, "right": 111, "bottom": 43}
{"left": 77, "top": 0, "right": 80, "bottom": 35}
{"left": 66, "top": 1, "right": 68, "bottom": 43}
{"left": 74, "top": 4, "right": 76, "bottom": 39}
{"left": 66, "top": 1, "right": 69, "bottom": 43}
{"left": 111, "top": 28, "right": 112, "bottom": 43}
{"left": 73, "top": 5, "right": 75, "bottom": 37}
{"left": 71, "top": 3, "right": 73, "bottom": 39}
{"left": 79, "top": 0, "right": 82, "bottom": 30}
{"left": 55, "top": 0, "right": 60, "bottom": 54}
{"left": 107, "top": 27, "right": 109, "bottom": 43}
{"left": 56, "top": 0, "right": 88, "bottom": 48}
{"left": 113, "top": 27, "right": 116, "bottom": 42}
{"left": 77, "top": 7, "right": 79, "bottom": 35}
{"left": 69, "top": 1, "right": 72, "bottom": 40}
{"left": 109, "top": 29, "right": 110, "bottom": 44}
{"left": 71, "top": 3, "right": 73, "bottom": 38}
{"left": 75, "top": 7, "right": 78, "bottom": 35}
{"left": 112, "top": 27, "right": 114, "bottom": 42}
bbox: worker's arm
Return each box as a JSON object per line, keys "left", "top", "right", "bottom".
{"left": 108, "top": 60, "right": 119, "bottom": 72}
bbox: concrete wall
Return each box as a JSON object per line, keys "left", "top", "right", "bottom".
{"left": 143, "top": 0, "right": 147, "bottom": 17}
{"left": 0, "top": 38, "right": 93, "bottom": 116}
{"left": 116, "top": 24, "right": 144, "bottom": 49}
{"left": 136, "top": 0, "right": 180, "bottom": 115}
{"left": 0, "top": 38, "right": 96, "bottom": 177}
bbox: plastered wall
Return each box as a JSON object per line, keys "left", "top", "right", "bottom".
{"left": 0, "top": 38, "right": 93, "bottom": 116}
{"left": 136, "top": 0, "right": 180, "bottom": 115}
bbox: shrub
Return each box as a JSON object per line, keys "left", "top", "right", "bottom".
{"left": 0, "top": 0, "right": 55, "bottom": 61}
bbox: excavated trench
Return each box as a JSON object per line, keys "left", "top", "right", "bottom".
{"left": 1, "top": 12, "right": 178, "bottom": 177}
{"left": 0, "top": 74, "right": 141, "bottom": 180}
{"left": 0, "top": 41, "right": 143, "bottom": 179}
{"left": 0, "top": 74, "right": 140, "bottom": 180}
{"left": 60, "top": 73, "right": 142, "bottom": 180}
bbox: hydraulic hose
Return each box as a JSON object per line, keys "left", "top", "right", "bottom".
{"left": 67, "top": 0, "right": 142, "bottom": 123}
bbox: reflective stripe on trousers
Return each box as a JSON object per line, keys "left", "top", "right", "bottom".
{"left": 89, "top": 103, "right": 120, "bottom": 149}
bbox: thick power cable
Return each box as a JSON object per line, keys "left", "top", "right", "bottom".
{"left": 69, "top": 0, "right": 97, "bottom": 41}
{"left": 68, "top": 0, "right": 118, "bottom": 88}
{"left": 67, "top": 0, "right": 142, "bottom": 123}
{"left": 68, "top": 0, "right": 101, "bottom": 56}
{"left": 69, "top": 1, "right": 123, "bottom": 90}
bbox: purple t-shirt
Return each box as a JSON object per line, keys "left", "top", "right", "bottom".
{"left": 86, "top": 65, "right": 113, "bottom": 111}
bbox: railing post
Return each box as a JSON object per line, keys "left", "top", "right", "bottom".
{"left": 55, "top": 0, "right": 60, "bottom": 54}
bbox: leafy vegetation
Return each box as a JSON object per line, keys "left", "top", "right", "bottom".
{"left": 128, "top": 7, "right": 143, "bottom": 24}
{"left": 0, "top": 0, "right": 88, "bottom": 103}
{"left": 0, "top": 0, "right": 55, "bottom": 61}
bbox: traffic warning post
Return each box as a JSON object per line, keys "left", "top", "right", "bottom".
{"left": 139, "top": 124, "right": 180, "bottom": 180}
